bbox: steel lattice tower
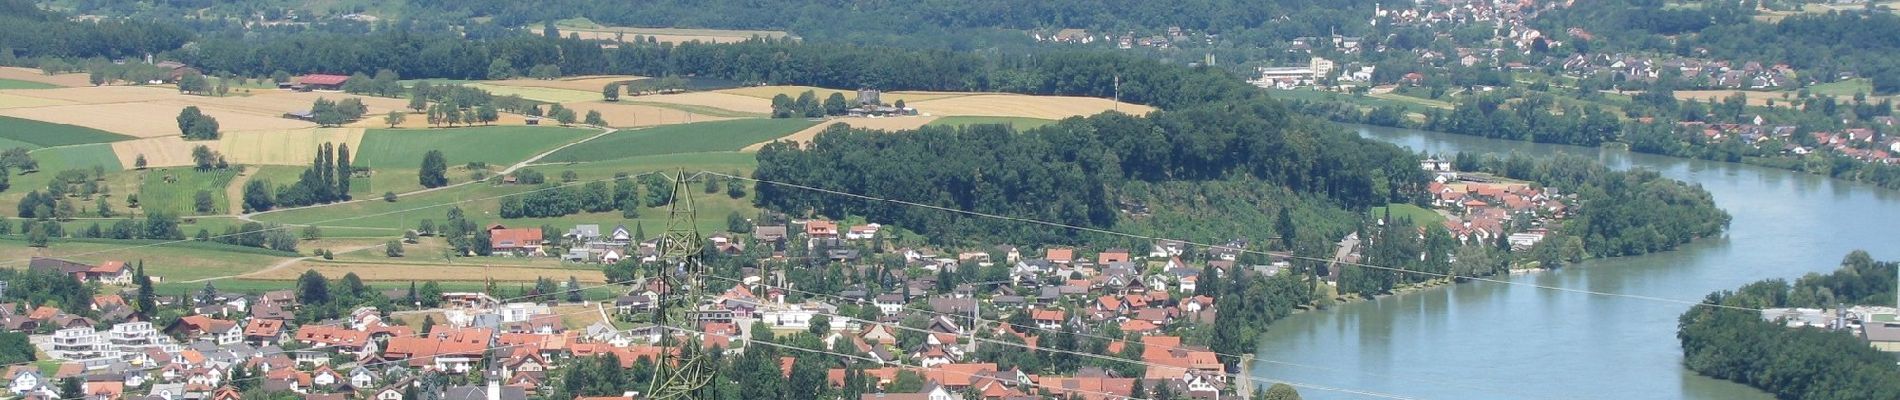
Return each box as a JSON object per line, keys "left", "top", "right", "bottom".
{"left": 645, "top": 169, "right": 713, "bottom": 399}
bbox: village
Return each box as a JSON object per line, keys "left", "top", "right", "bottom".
{"left": 5, "top": 213, "right": 1258, "bottom": 400}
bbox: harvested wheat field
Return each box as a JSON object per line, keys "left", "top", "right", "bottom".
{"left": 111, "top": 136, "right": 216, "bottom": 168}
{"left": 0, "top": 92, "right": 75, "bottom": 109}
{"left": 2, "top": 85, "right": 180, "bottom": 104}
{"left": 717, "top": 85, "right": 969, "bottom": 103}
{"left": 0, "top": 101, "right": 312, "bottom": 138}
{"left": 0, "top": 67, "right": 91, "bottom": 87}
{"left": 487, "top": 75, "right": 647, "bottom": 92}
{"left": 219, "top": 128, "right": 368, "bottom": 165}
{"left": 743, "top": 116, "right": 940, "bottom": 151}
{"left": 624, "top": 91, "right": 773, "bottom": 114}
{"left": 559, "top": 101, "right": 732, "bottom": 128}
{"left": 252, "top": 260, "right": 607, "bottom": 283}
{"left": 908, "top": 94, "right": 1153, "bottom": 119}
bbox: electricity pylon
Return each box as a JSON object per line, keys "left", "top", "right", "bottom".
{"left": 645, "top": 169, "right": 713, "bottom": 399}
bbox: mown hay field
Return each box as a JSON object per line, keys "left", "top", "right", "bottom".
{"left": 0, "top": 67, "right": 91, "bottom": 87}
{"left": 109, "top": 137, "right": 205, "bottom": 168}
{"left": 0, "top": 92, "right": 75, "bottom": 109}
{"left": 218, "top": 128, "right": 367, "bottom": 166}
{"left": 923, "top": 116, "right": 1057, "bottom": 130}
{"left": 542, "top": 119, "right": 817, "bottom": 163}
{"left": 0, "top": 101, "right": 312, "bottom": 137}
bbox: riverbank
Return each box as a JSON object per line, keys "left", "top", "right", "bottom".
{"left": 1238, "top": 124, "right": 1900, "bottom": 399}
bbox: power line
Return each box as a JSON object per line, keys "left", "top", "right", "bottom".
{"left": 657, "top": 324, "right": 1152, "bottom": 400}
{"left": 709, "top": 171, "right": 1760, "bottom": 313}
{"left": 704, "top": 274, "right": 1544, "bottom": 400}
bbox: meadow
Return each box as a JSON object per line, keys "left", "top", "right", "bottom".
{"left": 0, "top": 115, "right": 135, "bottom": 149}
{"left": 0, "top": 237, "right": 291, "bottom": 284}
{"left": 0, "top": 144, "right": 126, "bottom": 214}
{"left": 0, "top": 79, "right": 60, "bottom": 90}
{"left": 257, "top": 151, "right": 760, "bottom": 234}
{"left": 351, "top": 126, "right": 597, "bottom": 193}
{"left": 539, "top": 119, "right": 816, "bottom": 163}
{"left": 1372, "top": 203, "right": 1447, "bottom": 228}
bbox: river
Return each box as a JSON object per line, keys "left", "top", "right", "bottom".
{"left": 1247, "top": 124, "right": 1900, "bottom": 400}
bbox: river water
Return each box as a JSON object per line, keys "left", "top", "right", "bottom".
{"left": 1247, "top": 125, "right": 1900, "bottom": 400}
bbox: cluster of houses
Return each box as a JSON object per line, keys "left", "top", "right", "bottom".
{"left": 1419, "top": 161, "right": 1569, "bottom": 249}
{"left": 9, "top": 218, "right": 1271, "bottom": 400}
{"left": 1557, "top": 53, "right": 1797, "bottom": 89}
{"left": 1028, "top": 26, "right": 1215, "bottom": 50}
{"left": 1675, "top": 117, "right": 1900, "bottom": 164}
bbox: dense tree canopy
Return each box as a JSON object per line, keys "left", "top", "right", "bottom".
{"left": 1679, "top": 251, "right": 1900, "bottom": 400}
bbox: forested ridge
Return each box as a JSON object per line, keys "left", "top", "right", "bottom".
{"left": 1678, "top": 251, "right": 1900, "bottom": 400}
{"left": 753, "top": 101, "right": 1427, "bottom": 247}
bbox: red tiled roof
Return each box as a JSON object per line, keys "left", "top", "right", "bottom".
{"left": 490, "top": 228, "right": 544, "bottom": 249}
{"left": 298, "top": 74, "right": 351, "bottom": 86}
{"left": 244, "top": 319, "right": 285, "bottom": 337}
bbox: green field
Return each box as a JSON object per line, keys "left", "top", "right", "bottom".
{"left": 1372, "top": 203, "right": 1446, "bottom": 228}
{"left": 1810, "top": 79, "right": 1874, "bottom": 97}
{"left": 925, "top": 116, "right": 1057, "bottom": 130}
{"left": 0, "top": 144, "right": 127, "bottom": 214}
{"left": 620, "top": 101, "right": 768, "bottom": 118}
{"left": 0, "top": 79, "right": 59, "bottom": 90}
{"left": 353, "top": 126, "right": 597, "bottom": 193}
{"left": 248, "top": 165, "right": 373, "bottom": 198}
{"left": 0, "top": 116, "right": 135, "bottom": 149}
{"left": 138, "top": 168, "right": 238, "bottom": 215}
{"left": 540, "top": 119, "right": 817, "bottom": 163}
{"left": 258, "top": 151, "right": 761, "bottom": 234}
{"left": 0, "top": 237, "right": 290, "bottom": 284}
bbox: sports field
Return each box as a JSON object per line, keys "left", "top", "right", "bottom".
{"left": 540, "top": 119, "right": 817, "bottom": 163}
{"left": 137, "top": 167, "right": 239, "bottom": 215}
{"left": 0, "top": 116, "right": 133, "bottom": 149}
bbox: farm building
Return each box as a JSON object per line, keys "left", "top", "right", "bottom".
{"left": 295, "top": 74, "right": 352, "bottom": 91}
